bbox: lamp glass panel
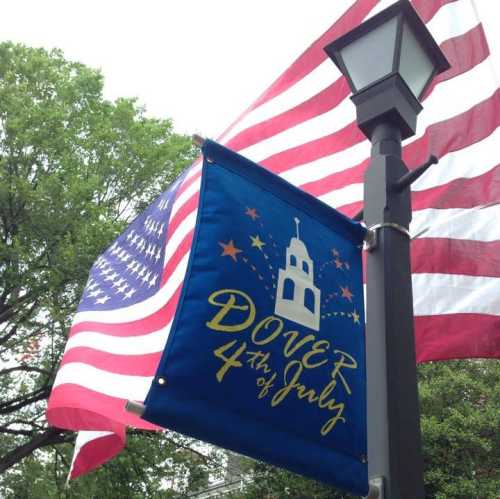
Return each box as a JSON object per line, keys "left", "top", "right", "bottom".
{"left": 340, "top": 16, "right": 398, "bottom": 92}
{"left": 399, "top": 22, "right": 435, "bottom": 99}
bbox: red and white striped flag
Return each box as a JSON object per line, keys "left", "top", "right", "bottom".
{"left": 47, "top": 0, "right": 500, "bottom": 478}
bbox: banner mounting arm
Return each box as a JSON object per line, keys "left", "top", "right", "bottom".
{"left": 352, "top": 154, "right": 439, "bottom": 222}
{"left": 125, "top": 400, "right": 146, "bottom": 417}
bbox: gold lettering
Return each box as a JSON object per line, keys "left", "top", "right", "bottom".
{"left": 256, "top": 372, "right": 276, "bottom": 399}
{"left": 213, "top": 340, "right": 247, "bottom": 382}
{"left": 270, "top": 357, "right": 350, "bottom": 436}
{"left": 271, "top": 360, "right": 303, "bottom": 407}
{"left": 302, "top": 339, "right": 330, "bottom": 369}
{"left": 296, "top": 384, "right": 319, "bottom": 404}
{"left": 206, "top": 289, "right": 255, "bottom": 332}
{"left": 207, "top": 290, "right": 359, "bottom": 439}
{"left": 331, "top": 349, "right": 357, "bottom": 395}
{"left": 251, "top": 316, "right": 283, "bottom": 345}
{"left": 246, "top": 350, "right": 272, "bottom": 373}
{"left": 282, "top": 330, "right": 315, "bottom": 358}
{"left": 317, "top": 378, "right": 337, "bottom": 408}
{"left": 320, "top": 404, "right": 346, "bottom": 436}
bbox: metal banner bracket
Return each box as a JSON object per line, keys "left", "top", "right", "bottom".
{"left": 364, "top": 223, "right": 410, "bottom": 252}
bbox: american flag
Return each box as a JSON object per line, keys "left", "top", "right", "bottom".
{"left": 47, "top": 0, "right": 500, "bottom": 478}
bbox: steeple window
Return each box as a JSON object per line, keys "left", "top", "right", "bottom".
{"left": 302, "top": 261, "right": 309, "bottom": 274}
{"left": 283, "top": 278, "right": 295, "bottom": 300}
{"left": 304, "top": 288, "right": 315, "bottom": 313}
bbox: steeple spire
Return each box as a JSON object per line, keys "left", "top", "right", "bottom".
{"left": 294, "top": 217, "right": 300, "bottom": 239}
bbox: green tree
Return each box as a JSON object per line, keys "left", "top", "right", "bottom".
{"left": 232, "top": 360, "right": 499, "bottom": 499}
{"left": 1, "top": 431, "right": 225, "bottom": 498}
{"left": 420, "top": 360, "right": 499, "bottom": 498}
{"left": 0, "top": 40, "right": 216, "bottom": 494}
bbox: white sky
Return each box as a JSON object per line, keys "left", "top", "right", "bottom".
{"left": 1, "top": 0, "right": 498, "bottom": 139}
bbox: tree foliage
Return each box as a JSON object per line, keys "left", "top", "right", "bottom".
{"left": 0, "top": 40, "right": 207, "bottom": 494}
{"left": 1, "top": 431, "right": 225, "bottom": 498}
{"left": 419, "top": 360, "right": 499, "bottom": 498}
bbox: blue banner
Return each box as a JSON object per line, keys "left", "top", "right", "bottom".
{"left": 142, "top": 140, "right": 368, "bottom": 495}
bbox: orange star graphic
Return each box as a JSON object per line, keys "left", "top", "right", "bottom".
{"left": 334, "top": 258, "right": 343, "bottom": 269}
{"left": 245, "top": 207, "right": 259, "bottom": 220}
{"left": 218, "top": 240, "right": 243, "bottom": 262}
{"left": 340, "top": 285, "right": 354, "bottom": 302}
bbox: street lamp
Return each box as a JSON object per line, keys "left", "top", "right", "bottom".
{"left": 325, "top": 0, "right": 449, "bottom": 140}
{"left": 324, "top": 1, "right": 450, "bottom": 499}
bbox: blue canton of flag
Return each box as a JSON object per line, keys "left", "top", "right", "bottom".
{"left": 78, "top": 176, "right": 185, "bottom": 312}
{"left": 141, "top": 140, "right": 368, "bottom": 496}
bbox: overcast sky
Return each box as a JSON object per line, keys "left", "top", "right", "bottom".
{"left": 1, "top": 0, "right": 498, "bottom": 138}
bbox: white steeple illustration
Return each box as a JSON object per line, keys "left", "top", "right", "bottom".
{"left": 274, "top": 218, "right": 321, "bottom": 331}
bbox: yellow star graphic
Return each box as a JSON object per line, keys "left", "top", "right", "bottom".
{"left": 218, "top": 240, "right": 243, "bottom": 262}
{"left": 352, "top": 310, "right": 360, "bottom": 324}
{"left": 245, "top": 207, "right": 259, "bottom": 220}
{"left": 250, "top": 234, "right": 266, "bottom": 251}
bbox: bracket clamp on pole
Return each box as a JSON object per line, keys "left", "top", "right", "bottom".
{"left": 364, "top": 476, "right": 385, "bottom": 499}
{"left": 364, "top": 223, "right": 410, "bottom": 251}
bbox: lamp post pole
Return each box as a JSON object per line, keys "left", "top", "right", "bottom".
{"left": 323, "top": 3, "right": 450, "bottom": 496}
{"left": 363, "top": 122, "right": 424, "bottom": 499}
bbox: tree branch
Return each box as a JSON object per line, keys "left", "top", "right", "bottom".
{"left": 0, "top": 298, "right": 40, "bottom": 348}
{"left": 0, "top": 365, "right": 52, "bottom": 377}
{"left": 0, "top": 324, "right": 18, "bottom": 347}
{"left": 0, "top": 427, "right": 34, "bottom": 436}
{"left": 0, "top": 417, "right": 44, "bottom": 432}
{"left": 0, "top": 291, "right": 36, "bottom": 325}
{"left": 0, "top": 427, "right": 73, "bottom": 474}
{"left": 0, "top": 386, "right": 51, "bottom": 415}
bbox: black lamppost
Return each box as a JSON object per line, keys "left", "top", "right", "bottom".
{"left": 324, "top": 2, "right": 450, "bottom": 498}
